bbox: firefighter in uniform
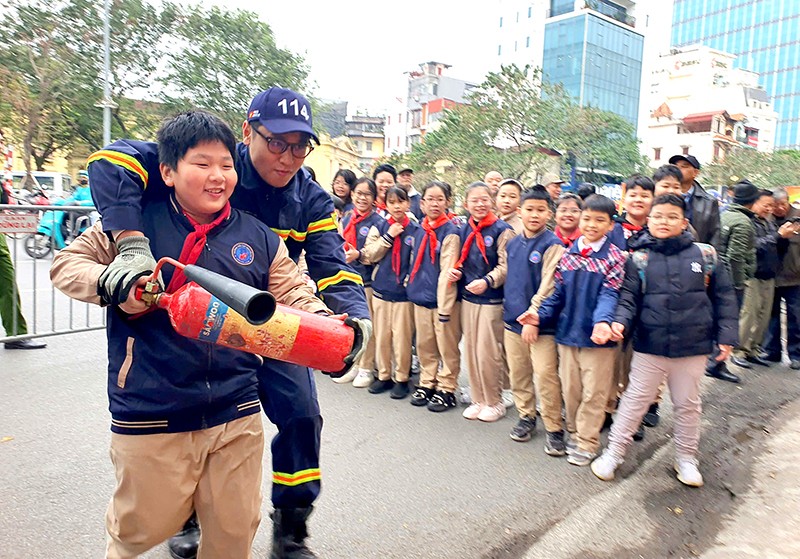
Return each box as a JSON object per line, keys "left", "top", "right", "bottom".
{"left": 87, "top": 88, "right": 371, "bottom": 559}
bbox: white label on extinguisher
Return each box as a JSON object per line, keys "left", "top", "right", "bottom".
{"left": 200, "top": 297, "right": 229, "bottom": 342}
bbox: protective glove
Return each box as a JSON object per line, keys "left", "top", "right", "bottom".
{"left": 325, "top": 317, "right": 372, "bottom": 379}
{"left": 98, "top": 235, "right": 158, "bottom": 306}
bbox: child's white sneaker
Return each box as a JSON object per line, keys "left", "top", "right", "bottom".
{"left": 331, "top": 366, "right": 358, "bottom": 384}
{"left": 591, "top": 450, "right": 624, "bottom": 481}
{"left": 457, "top": 386, "right": 472, "bottom": 405}
{"left": 674, "top": 457, "right": 704, "bottom": 487}
{"left": 352, "top": 369, "right": 374, "bottom": 388}
{"left": 462, "top": 403, "right": 483, "bottom": 420}
{"left": 477, "top": 402, "right": 506, "bottom": 423}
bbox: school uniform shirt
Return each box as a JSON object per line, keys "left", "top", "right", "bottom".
{"left": 341, "top": 209, "right": 384, "bottom": 287}
{"left": 360, "top": 217, "right": 420, "bottom": 302}
{"left": 502, "top": 229, "right": 564, "bottom": 335}
{"left": 407, "top": 218, "right": 461, "bottom": 317}
{"left": 538, "top": 236, "right": 627, "bottom": 348}
{"left": 458, "top": 217, "right": 514, "bottom": 305}
{"left": 87, "top": 140, "right": 369, "bottom": 320}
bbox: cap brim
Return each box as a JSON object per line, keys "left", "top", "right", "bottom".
{"left": 252, "top": 118, "right": 319, "bottom": 144}
{"left": 398, "top": 168, "right": 413, "bottom": 174}
{"left": 668, "top": 155, "right": 698, "bottom": 168}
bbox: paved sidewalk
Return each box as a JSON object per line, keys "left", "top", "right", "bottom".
{"left": 700, "top": 399, "right": 800, "bottom": 559}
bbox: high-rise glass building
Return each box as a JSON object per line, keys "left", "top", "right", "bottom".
{"left": 672, "top": 0, "right": 800, "bottom": 149}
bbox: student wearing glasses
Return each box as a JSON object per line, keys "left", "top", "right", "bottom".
{"left": 86, "top": 87, "right": 371, "bottom": 559}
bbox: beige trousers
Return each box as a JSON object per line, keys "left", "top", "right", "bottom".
{"left": 505, "top": 330, "right": 563, "bottom": 432}
{"left": 558, "top": 345, "right": 616, "bottom": 454}
{"left": 737, "top": 277, "right": 776, "bottom": 357}
{"left": 462, "top": 301, "right": 505, "bottom": 407}
{"left": 414, "top": 304, "right": 462, "bottom": 393}
{"left": 357, "top": 287, "right": 377, "bottom": 371}
{"left": 372, "top": 297, "right": 414, "bottom": 382}
{"left": 105, "top": 414, "right": 264, "bottom": 559}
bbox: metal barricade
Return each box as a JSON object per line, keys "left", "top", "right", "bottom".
{"left": 0, "top": 203, "right": 106, "bottom": 343}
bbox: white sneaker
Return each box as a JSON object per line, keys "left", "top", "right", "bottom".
{"left": 457, "top": 386, "right": 472, "bottom": 405}
{"left": 352, "top": 369, "right": 374, "bottom": 388}
{"left": 591, "top": 450, "right": 624, "bottom": 481}
{"left": 462, "top": 403, "right": 483, "bottom": 420}
{"left": 331, "top": 365, "right": 358, "bottom": 384}
{"left": 674, "top": 457, "right": 704, "bottom": 487}
{"left": 477, "top": 402, "right": 507, "bottom": 423}
{"left": 501, "top": 389, "right": 515, "bottom": 409}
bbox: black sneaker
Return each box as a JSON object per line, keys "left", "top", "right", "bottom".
{"left": 601, "top": 412, "right": 614, "bottom": 431}
{"left": 390, "top": 380, "right": 411, "bottom": 399}
{"left": 633, "top": 423, "right": 645, "bottom": 441}
{"left": 544, "top": 430, "right": 567, "bottom": 456}
{"left": 368, "top": 379, "right": 395, "bottom": 394}
{"left": 410, "top": 386, "right": 434, "bottom": 406}
{"left": 509, "top": 416, "right": 537, "bottom": 442}
{"left": 643, "top": 403, "right": 660, "bottom": 427}
{"left": 427, "top": 391, "right": 457, "bottom": 412}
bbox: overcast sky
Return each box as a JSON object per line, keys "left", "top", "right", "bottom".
{"left": 215, "top": 1, "right": 499, "bottom": 114}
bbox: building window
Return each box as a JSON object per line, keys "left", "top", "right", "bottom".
{"left": 499, "top": 16, "right": 503, "bottom": 27}
{"left": 515, "top": 40, "right": 518, "bottom": 51}
{"left": 526, "top": 36, "right": 530, "bottom": 48}
{"left": 387, "top": 116, "right": 391, "bottom": 125}
{"left": 528, "top": 6, "right": 532, "bottom": 17}
{"left": 682, "top": 146, "right": 690, "bottom": 155}
{"left": 366, "top": 141, "right": 373, "bottom": 151}
{"left": 516, "top": 11, "right": 519, "bottom": 22}
{"left": 653, "top": 147, "right": 661, "bottom": 161}
{"left": 498, "top": 44, "right": 502, "bottom": 56}
{"left": 387, "top": 138, "right": 391, "bottom": 149}
{"left": 397, "top": 136, "right": 400, "bottom": 148}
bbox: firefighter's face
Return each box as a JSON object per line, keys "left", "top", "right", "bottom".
{"left": 242, "top": 122, "right": 310, "bottom": 188}
{"left": 160, "top": 140, "right": 237, "bottom": 224}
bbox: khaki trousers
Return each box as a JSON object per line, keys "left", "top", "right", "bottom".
{"left": 372, "top": 297, "right": 414, "bottom": 382}
{"left": 505, "top": 330, "right": 563, "bottom": 432}
{"left": 558, "top": 345, "right": 615, "bottom": 454}
{"left": 608, "top": 352, "right": 706, "bottom": 460}
{"left": 105, "top": 414, "right": 264, "bottom": 559}
{"left": 357, "top": 287, "right": 377, "bottom": 371}
{"left": 737, "top": 277, "right": 776, "bottom": 357}
{"left": 414, "top": 303, "right": 461, "bottom": 393}
{"left": 462, "top": 301, "right": 505, "bottom": 407}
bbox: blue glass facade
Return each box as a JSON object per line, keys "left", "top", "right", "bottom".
{"left": 672, "top": 0, "right": 800, "bottom": 149}
{"left": 543, "top": 13, "right": 644, "bottom": 126}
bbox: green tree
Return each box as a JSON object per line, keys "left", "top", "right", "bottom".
{"left": 702, "top": 148, "right": 800, "bottom": 189}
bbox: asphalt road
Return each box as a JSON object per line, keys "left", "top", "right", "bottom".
{"left": 2, "top": 247, "right": 800, "bottom": 558}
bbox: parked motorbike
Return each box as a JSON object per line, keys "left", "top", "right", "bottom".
{"left": 23, "top": 192, "right": 95, "bottom": 259}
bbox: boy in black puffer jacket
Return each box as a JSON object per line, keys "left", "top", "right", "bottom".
{"left": 591, "top": 194, "right": 738, "bottom": 487}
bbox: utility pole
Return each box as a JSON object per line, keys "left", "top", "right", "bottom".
{"left": 97, "top": 0, "right": 117, "bottom": 146}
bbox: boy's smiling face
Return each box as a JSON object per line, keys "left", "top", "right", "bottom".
{"left": 579, "top": 209, "right": 615, "bottom": 243}
{"left": 519, "top": 199, "right": 550, "bottom": 235}
{"left": 624, "top": 186, "right": 653, "bottom": 221}
{"left": 160, "top": 140, "right": 237, "bottom": 224}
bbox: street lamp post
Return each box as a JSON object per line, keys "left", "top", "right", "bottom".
{"left": 97, "top": 0, "right": 117, "bottom": 146}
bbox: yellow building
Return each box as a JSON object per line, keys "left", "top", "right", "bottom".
{"left": 345, "top": 115, "right": 385, "bottom": 175}
{"left": 303, "top": 132, "right": 361, "bottom": 191}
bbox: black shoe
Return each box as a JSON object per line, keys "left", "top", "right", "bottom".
{"left": 745, "top": 354, "right": 773, "bottom": 367}
{"left": 791, "top": 360, "right": 800, "bottom": 370}
{"left": 601, "top": 412, "right": 613, "bottom": 431}
{"left": 410, "top": 386, "right": 434, "bottom": 406}
{"left": 271, "top": 507, "right": 318, "bottom": 559}
{"left": 168, "top": 513, "right": 200, "bottom": 559}
{"left": 544, "top": 430, "right": 567, "bottom": 456}
{"left": 368, "top": 379, "right": 394, "bottom": 394}
{"left": 510, "top": 416, "right": 537, "bottom": 442}
{"left": 758, "top": 352, "right": 781, "bottom": 363}
{"left": 427, "top": 390, "right": 457, "bottom": 412}
{"left": 705, "top": 364, "right": 741, "bottom": 383}
{"left": 643, "top": 403, "right": 660, "bottom": 428}
{"left": 633, "top": 423, "right": 645, "bottom": 441}
{"left": 4, "top": 338, "right": 47, "bottom": 350}
{"left": 390, "top": 380, "right": 410, "bottom": 399}
{"left": 730, "top": 356, "right": 753, "bottom": 369}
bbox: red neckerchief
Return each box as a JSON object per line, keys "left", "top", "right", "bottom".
{"left": 409, "top": 214, "right": 450, "bottom": 281}
{"left": 166, "top": 203, "right": 232, "bottom": 293}
{"left": 342, "top": 209, "right": 371, "bottom": 250}
{"left": 387, "top": 214, "right": 411, "bottom": 283}
{"left": 622, "top": 221, "right": 643, "bottom": 232}
{"left": 456, "top": 213, "right": 499, "bottom": 268}
{"left": 580, "top": 247, "right": 593, "bottom": 257}
{"left": 555, "top": 226, "right": 581, "bottom": 248}
{"left": 375, "top": 199, "right": 387, "bottom": 213}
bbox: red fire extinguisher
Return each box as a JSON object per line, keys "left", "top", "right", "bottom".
{"left": 137, "top": 258, "right": 356, "bottom": 373}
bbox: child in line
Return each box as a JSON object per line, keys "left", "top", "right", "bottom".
{"left": 372, "top": 164, "right": 396, "bottom": 218}
{"left": 361, "top": 186, "right": 419, "bottom": 399}
{"left": 496, "top": 178, "right": 524, "bottom": 235}
{"left": 592, "top": 194, "right": 738, "bottom": 486}
{"left": 503, "top": 187, "right": 566, "bottom": 452}
{"left": 524, "top": 195, "right": 627, "bottom": 466}
{"left": 407, "top": 181, "right": 463, "bottom": 412}
{"left": 339, "top": 177, "right": 386, "bottom": 387}
{"left": 553, "top": 194, "right": 583, "bottom": 248}
{"left": 447, "top": 182, "right": 514, "bottom": 422}
{"left": 50, "top": 111, "right": 332, "bottom": 557}
{"left": 332, "top": 169, "right": 357, "bottom": 213}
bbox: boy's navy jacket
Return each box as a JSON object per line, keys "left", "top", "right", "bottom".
{"left": 538, "top": 237, "right": 627, "bottom": 347}
{"left": 87, "top": 140, "right": 369, "bottom": 320}
{"left": 608, "top": 215, "right": 645, "bottom": 251}
{"left": 458, "top": 218, "right": 513, "bottom": 305}
{"left": 341, "top": 209, "right": 384, "bottom": 287}
{"left": 105, "top": 196, "right": 281, "bottom": 435}
{"left": 366, "top": 218, "right": 420, "bottom": 302}
{"left": 503, "top": 230, "right": 564, "bottom": 335}
{"left": 407, "top": 219, "right": 460, "bottom": 308}
{"left": 614, "top": 231, "right": 739, "bottom": 357}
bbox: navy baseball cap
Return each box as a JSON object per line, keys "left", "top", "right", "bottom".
{"left": 247, "top": 87, "right": 319, "bottom": 144}
{"left": 668, "top": 154, "right": 701, "bottom": 169}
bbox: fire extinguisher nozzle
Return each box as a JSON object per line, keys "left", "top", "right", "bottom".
{"left": 245, "top": 292, "right": 277, "bottom": 325}
{"left": 183, "top": 264, "right": 276, "bottom": 325}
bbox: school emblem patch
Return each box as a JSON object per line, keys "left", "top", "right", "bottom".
{"left": 404, "top": 236, "right": 415, "bottom": 247}
{"left": 530, "top": 250, "right": 541, "bottom": 264}
{"left": 231, "top": 242, "right": 255, "bottom": 266}
{"left": 484, "top": 235, "right": 494, "bottom": 247}
{"left": 359, "top": 225, "right": 370, "bottom": 237}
